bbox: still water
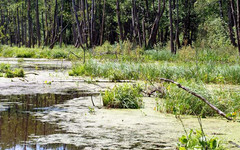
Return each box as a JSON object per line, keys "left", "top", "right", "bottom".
{"left": 0, "top": 91, "right": 97, "bottom": 150}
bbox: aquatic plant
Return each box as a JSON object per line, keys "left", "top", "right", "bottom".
{"left": 177, "top": 129, "right": 224, "bottom": 150}
{"left": 102, "top": 84, "right": 143, "bottom": 109}
{"left": 177, "top": 116, "right": 225, "bottom": 150}
{"left": 0, "top": 63, "right": 25, "bottom": 78}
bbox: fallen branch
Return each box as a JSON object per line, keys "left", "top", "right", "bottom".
{"left": 159, "top": 78, "right": 232, "bottom": 121}
{"left": 68, "top": 50, "right": 81, "bottom": 59}
{"left": 51, "top": 79, "right": 136, "bottom": 83}
{"left": 25, "top": 72, "right": 39, "bottom": 75}
{"left": 229, "top": 141, "right": 240, "bottom": 148}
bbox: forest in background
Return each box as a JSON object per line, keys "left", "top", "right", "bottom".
{"left": 0, "top": 0, "right": 240, "bottom": 56}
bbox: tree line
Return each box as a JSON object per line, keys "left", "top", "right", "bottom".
{"left": 0, "top": 0, "right": 240, "bottom": 55}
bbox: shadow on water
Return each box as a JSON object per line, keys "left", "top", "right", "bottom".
{"left": 0, "top": 90, "right": 97, "bottom": 150}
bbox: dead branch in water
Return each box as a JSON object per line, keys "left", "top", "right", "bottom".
{"left": 25, "top": 72, "right": 39, "bottom": 75}
{"left": 229, "top": 141, "right": 240, "bottom": 148}
{"left": 159, "top": 78, "right": 232, "bottom": 121}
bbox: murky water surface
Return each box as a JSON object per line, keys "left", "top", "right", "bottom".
{"left": 0, "top": 90, "right": 100, "bottom": 150}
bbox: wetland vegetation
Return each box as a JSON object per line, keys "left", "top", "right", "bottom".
{"left": 1, "top": 0, "right": 240, "bottom": 149}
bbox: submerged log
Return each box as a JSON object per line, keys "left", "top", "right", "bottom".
{"left": 159, "top": 78, "right": 232, "bottom": 121}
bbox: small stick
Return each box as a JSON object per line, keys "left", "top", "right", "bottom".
{"left": 25, "top": 72, "right": 39, "bottom": 75}
{"left": 91, "top": 95, "right": 95, "bottom": 106}
{"left": 159, "top": 78, "right": 232, "bottom": 121}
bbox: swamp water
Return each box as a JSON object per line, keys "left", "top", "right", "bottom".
{"left": 0, "top": 91, "right": 98, "bottom": 150}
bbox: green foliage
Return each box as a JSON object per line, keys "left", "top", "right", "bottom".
{"left": 102, "top": 84, "right": 143, "bottom": 109}
{"left": 0, "top": 63, "right": 10, "bottom": 73}
{"left": 13, "top": 68, "right": 25, "bottom": 77}
{"left": 0, "top": 63, "right": 25, "bottom": 78}
{"left": 177, "top": 129, "right": 225, "bottom": 150}
{"left": 197, "top": 18, "right": 230, "bottom": 49}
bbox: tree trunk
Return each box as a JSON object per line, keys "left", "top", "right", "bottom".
{"left": 230, "top": 0, "right": 240, "bottom": 56}
{"left": 72, "top": 0, "right": 86, "bottom": 63}
{"left": 148, "top": 0, "right": 166, "bottom": 47}
{"left": 116, "top": 0, "right": 124, "bottom": 42}
{"left": 175, "top": 0, "right": 180, "bottom": 49}
{"left": 100, "top": 0, "right": 106, "bottom": 45}
{"left": 51, "top": 0, "right": 58, "bottom": 45}
{"left": 59, "top": 0, "right": 64, "bottom": 47}
{"left": 36, "top": 0, "right": 41, "bottom": 47}
{"left": 228, "top": 1, "right": 237, "bottom": 47}
{"left": 169, "top": 0, "right": 175, "bottom": 54}
{"left": 27, "top": 0, "right": 32, "bottom": 48}
{"left": 91, "top": 0, "right": 95, "bottom": 46}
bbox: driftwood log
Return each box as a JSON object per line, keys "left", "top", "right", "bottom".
{"left": 159, "top": 78, "right": 232, "bottom": 121}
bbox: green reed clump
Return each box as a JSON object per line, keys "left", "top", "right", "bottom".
{"left": 102, "top": 84, "right": 143, "bottom": 109}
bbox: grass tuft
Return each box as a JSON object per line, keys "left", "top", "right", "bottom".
{"left": 102, "top": 84, "right": 143, "bottom": 109}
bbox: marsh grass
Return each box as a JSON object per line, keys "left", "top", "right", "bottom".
{"left": 0, "top": 45, "right": 80, "bottom": 59}
{"left": 1, "top": 43, "right": 239, "bottom": 64}
{"left": 102, "top": 84, "right": 143, "bottom": 109}
{"left": 156, "top": 80, "right": 240, "bottom": 117}
{"left": 69, "top": 59, "right": 240, "bottom": 84}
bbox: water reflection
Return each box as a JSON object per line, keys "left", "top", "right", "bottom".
{"left": 0, "top": 92, "right": 90, "bottom": 150}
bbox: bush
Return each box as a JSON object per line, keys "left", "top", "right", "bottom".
{"left": 13, "top": 68, "right": 25, "bottom": 77}
{"left": 102, "top": 84, "right": 143, "bottom": 109}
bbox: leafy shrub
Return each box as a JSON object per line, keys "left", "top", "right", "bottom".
{"left": 13, "top": 68, "right": 25, "bottom": 77}
{"left": 102, "top": 84, "right": 143, "bottom": 109}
